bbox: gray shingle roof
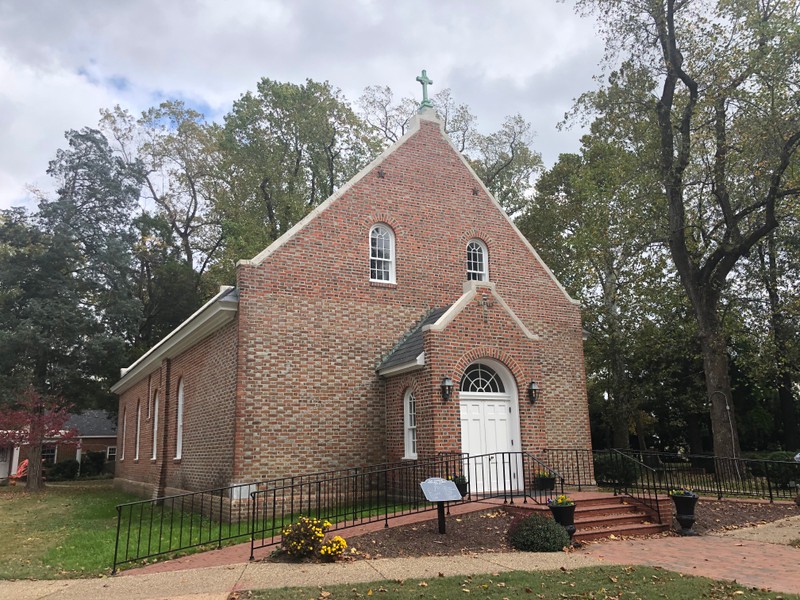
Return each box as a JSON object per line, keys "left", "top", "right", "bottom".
{"left": 65, "top": 410, "right": 117, "bottom": 437}
{"left": 377, "top": 306, "right": 450, "bottom": 372}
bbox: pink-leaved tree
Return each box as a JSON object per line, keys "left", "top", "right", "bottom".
{"left": 0, "top": 387, "right": 77, "bottom": 491}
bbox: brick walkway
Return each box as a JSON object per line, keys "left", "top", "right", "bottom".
{"left": 582, "top": 535, "right": 800, "bottom": 594}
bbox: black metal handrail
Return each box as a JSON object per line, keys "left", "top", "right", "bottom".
{"left": 541, "top": 447, "right": 663, "bottom": 522}
{"left": 112, "top": 464, "right": 362, "bottom": 574}
{"left": 617, "top": 449, "right": 800, "bottom": 502}
{"left": 248, "top": 451, "right": 536, "bottom": 557}
{"left": 114, "top": 451, "right": 555, "bottom": 573}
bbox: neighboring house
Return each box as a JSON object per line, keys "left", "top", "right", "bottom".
{"left": 0, "top": 409, "right": 117, "bottom": 480}
{"left": 111, "top": 106, "right": 592, "bottom": 499}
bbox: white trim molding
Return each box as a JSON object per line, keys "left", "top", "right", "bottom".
{"left": 112, "top": 286, "right": 238, "bottom": 394}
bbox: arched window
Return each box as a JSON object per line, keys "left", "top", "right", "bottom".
{"left": 120, "top": 407, "right": 127, "bottom": 461}
{"left": 404, "top": 388, "right": 417, "bottom": 459}
{"left": 370, "top": 224, "right": 395, "bottom": 283}
{"left": 135, "top": 401, "right": 141, "bottom": 461}
{"left": 151, "top": 391, "right": 159, "bottom": 460}
{"left": 460, "top": 363, "right": 505, "bottom": 393}
{"left": 466, "top": 239, "right": 488, "bottom": 281}
{"left": 175, "top": 379, "right": 184, "bottom": 459}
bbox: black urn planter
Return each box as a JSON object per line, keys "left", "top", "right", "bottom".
{"left": 455, "top": 481, "right": 469, "bottom": 497}
{"left": 548, "top": 504, "right": 576, "bottom": 540}
{"left": 534, "top": 476, "right": 556, "bottom": 491}
{"left": 671, "top": 493, "right": 699, "bottom": 536}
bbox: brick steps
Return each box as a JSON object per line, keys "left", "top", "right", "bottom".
{"left": 503, "top": 492, "right": 671, "bottom": 542}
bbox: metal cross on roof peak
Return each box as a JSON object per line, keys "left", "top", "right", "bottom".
{"left": 416, "top": 69, "right": 433, "bottom": 110}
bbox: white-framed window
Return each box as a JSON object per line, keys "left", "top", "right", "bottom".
{"left": 370, "top": 223, "right": 395, "bottom": 283}
{"left": 120, "top": 407, "right": 127, "bottom": 461}
{"left": 135, "top": 401, "right": 141, "bottom": 461}
{"left": 404, "top": 388, "right": 417, "bottom": 459}
{"left": 175, "top": 379, "right": 184, "bottom": 459}
{"left": 42, "top": 445, "right": 57, "bottom": 466}
{"left": 466, "top": 239, "right": 488, "bottom": 281}
{"left": 151, "top": 391, "right": 159, "bottom": 460}
{"left": 107, "top": 446, "right": 117, "bottom": 462}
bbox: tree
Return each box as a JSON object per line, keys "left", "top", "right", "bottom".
{"left": 0, "top": 127, "right": 145, "bottom": 406}
{"left": 210, "top": 79, "right": 381, "bottom": 280}
{"left": 519, "top": 121, "right": 670, "bottom": 448}
{"left": 575, "top": 0, "right": 800, "bottom": 457}
{"left": 0, "top": 387, "right": 77, "bottom": 491}
{"left": 101, "top": 102, "right": 224, "bottom": 284}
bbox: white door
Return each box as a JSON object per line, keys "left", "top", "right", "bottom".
{"left": 459, "top": 361, "right": 521, "bottom": 493}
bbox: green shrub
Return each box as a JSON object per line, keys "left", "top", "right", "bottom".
{"left": 47, "top": 459, "right": 79, "bottom": 481}
{"left": 508, "top": 514, "right": 570, "bottom": 552}
{"left": 593, "top": 453, "right": 638, "bottom": 486}
{"left": 80, "top": 451, "right": 106, "bottom": 477}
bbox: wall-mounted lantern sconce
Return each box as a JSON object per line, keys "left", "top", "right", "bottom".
{"left": 441, "top": 376, "right": 454, "bottom": 401}
{"left": 528, "top": 380, "right": 540, "bottom": 404}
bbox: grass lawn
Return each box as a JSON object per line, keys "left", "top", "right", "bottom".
{"left": 249, "top": 565, "right": 799, "bottom": 599}
{"left": 0, "top": 479, "right": 137, "bottom": 579}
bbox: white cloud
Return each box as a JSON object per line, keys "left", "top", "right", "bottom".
{"left": 0, "top": 0, "right": 602, "bottom": 210}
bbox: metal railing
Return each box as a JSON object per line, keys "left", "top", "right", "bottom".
{"left": 112, "top": 465, "right": 360, "bottom": 574}
{"left": 617, "top": 450, "right": 800, "bottom": 502}
{"left": 113, "top": 451, "right": 558, "bottom": 573}
{"left": 542, "top": 447, "right": 662, "bottom": 522}
{"left": 248, "top": 451, "right": 551, "bottom": 556}
{"left": 542, "top": 447, "right": 800, "bottom": 504}
{"left": 113, "top": 448, "right": 800, "bottom": 573}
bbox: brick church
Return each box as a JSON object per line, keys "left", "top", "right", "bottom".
{"left": 112, "top": 96, "right": 591, "bottom": 498}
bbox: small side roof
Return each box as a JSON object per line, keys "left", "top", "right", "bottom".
{"left": 377, "top": 306, "right": 451, "bottom": 376}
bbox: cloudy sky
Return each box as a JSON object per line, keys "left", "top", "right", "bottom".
{"left": 0, "top": 0, "right": 603, "bottom": 211}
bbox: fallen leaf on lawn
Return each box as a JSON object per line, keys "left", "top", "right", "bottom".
{"left": 419, "top": 582, "right": 428, "bottom": 587}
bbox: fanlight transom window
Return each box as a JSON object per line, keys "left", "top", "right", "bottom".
{"left": 460, "top": 363, "right": 505, "bottom": 393}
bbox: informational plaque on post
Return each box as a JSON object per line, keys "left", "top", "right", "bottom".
{"left": 420, "top": 477, "right": 463, "bottom": 502}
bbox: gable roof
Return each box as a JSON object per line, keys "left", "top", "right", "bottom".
{"left": 111, "top": 286, "right": 239, "bottom": 394}
{"left": 236, "top": 108, "right": 577, "bottom": 307}
{"left": 65, "top": 410, "right": 117, "bottom": 437}
{"left": 377, "top": 306, "right": 451, "bottom": 375}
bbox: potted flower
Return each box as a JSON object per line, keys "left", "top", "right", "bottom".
{"left": 669, "top": 488, "right": 699, "bottom": 535}
{"left": 449, "top": 474, "right": 469, "bottom": 497}
{"left": 547, "top": 494, "right": 576, "bottom": 539}
{"left": 533, "top": 469, "right": 556, "bottom": 491}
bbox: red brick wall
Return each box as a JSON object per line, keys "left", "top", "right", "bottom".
{"left": 164, "top": 321, "right": 238, "bottom": 491}
{"left": 115, "top": 321, "right": 238, "bottom": 496}
{"left": 115, "top": 367, "right": 161, "bottom": 493}
{"left": 233, "top": 113, "right": 590, "bottom": 483}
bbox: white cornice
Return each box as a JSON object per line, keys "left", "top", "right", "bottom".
{"left": 425, "top": 281, "right": 539, "bottom": 341}
{"left": 376, "top": 352, "right": 426, "bottom": 377}
{"left": 111, "top": 286, "right": 239, "bottom": 395}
